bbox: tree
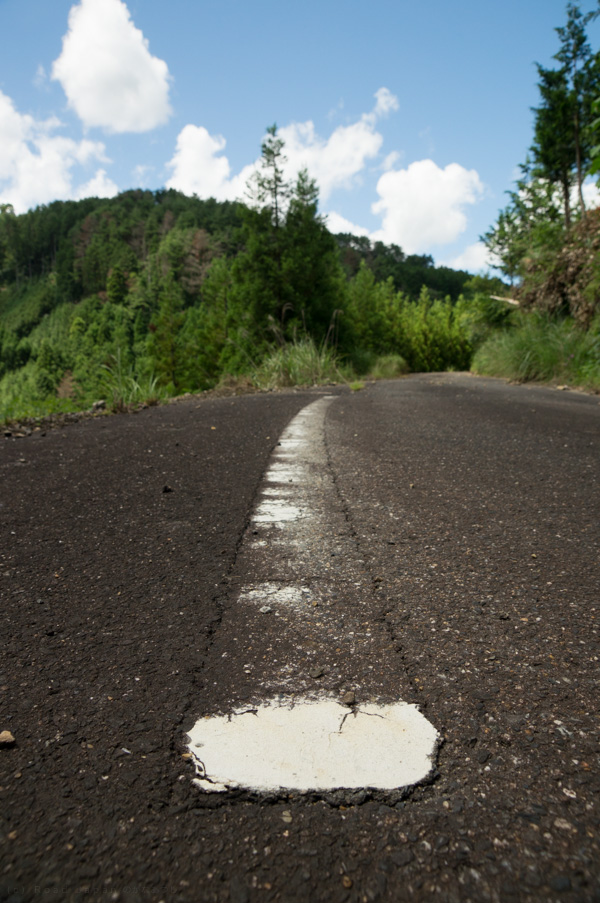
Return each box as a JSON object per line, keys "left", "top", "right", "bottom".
{"left": 247, "top": 124, "right": 290, "bottom": 231}
{"left": 531, "top": 3, "right": 600, "bottom": 223}
{"left": 532, "top": 65, "right": 578, "bottom": 226}
{"left": 282, "top": 169, "right": 345, "bottom": 342}
{"left": 483, "top": 161, "right": 564, "bottom": 281}
{"left": 106, "top": 264, "right": 128, "bottom": 306}
{"left": 148, "top": 274, "right": 186, "bottom": 390}
{"left": 232, "top": 125, "right": 291, "bottom": 334}
{"left": 553, "top": 2, "right": 600, "bottom": 214}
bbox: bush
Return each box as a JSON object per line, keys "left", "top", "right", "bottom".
{"left": 393, "top": 289, "right": 472, "bottom": 372}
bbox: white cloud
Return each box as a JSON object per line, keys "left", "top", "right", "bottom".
{"left": 582, "top": 179, "right": 600, "bottom": 209}
{"left": 166, "top": 88, "right": 398, "bottom": 204}
{"left": 34, "top": 65, "right": 48, "bottom": 89}
{"left": 382, "top": 151, "right": 401, "bottom": 172}
{"left": 373, "top": 87, "right": 399, "bottom": 119}
{"left": 279, "top": 117, "right": 381, "bottom": 200}
{"left": 75, "top": 168, "right": 118, "bottom": 200}
{"left": 324, "top": 211, "right": 371, "bottom": 237}
{"left": 0, "top": 89, "right": 116, "bottom": 213}
{"left": 279, "top": 89, "right": 397, "bottom": 199}
{"left": 132, "top": 164, "right": 154, "bottom": 187}
{"left": 372, "top": 159, "right": 484, "bottom": 253}
{"left": 166, "top": 125, "right": 254, "bottom": 201}
{"left": 445, "top": 241, "right": 494, "bottom": 273}
{"left": 51, "top": 0, "right": 171, "bottom": 133}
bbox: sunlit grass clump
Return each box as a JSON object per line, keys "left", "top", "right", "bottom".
{"left": 251, "top": 338, "right": 345, "bottom": 389}
{"left": 368, "top": 354, "right": 410, "bottom": 380}
{"left": 472, "top": 312, "right": 600, "bottom": 390}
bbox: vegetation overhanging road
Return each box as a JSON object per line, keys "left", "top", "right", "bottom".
{"left": 1, "top": 373, "right": 599, "bottom": 903}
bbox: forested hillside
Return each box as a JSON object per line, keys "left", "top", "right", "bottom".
{"left": 0, "top": 128, "right": 481, "bottom": 421}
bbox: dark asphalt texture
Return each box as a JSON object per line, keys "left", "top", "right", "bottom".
{"left": 1, "top": 374, "right": 599, "bottom": 903}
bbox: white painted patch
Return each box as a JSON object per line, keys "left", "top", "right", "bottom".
{"left": 188, "top": 697, "right": 439, "bottom": 793}
{"left": 265, "top": 464, "right": 307, "bottom": 483}
{"left": 252, "top": 501, "right": 304, "bottom": 523}
{"left": 239, "top": 583, "right": 311, "bottom": 609}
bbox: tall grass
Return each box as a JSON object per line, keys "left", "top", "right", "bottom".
{"left": 99, "top": 349, "right": 164, "bottom": 411}
{"left": 368, "top": 354, "right": 409, "bottom": 380}
{"left": 251, "top": 337, "right": 346, "bottom": 389}
{"left": 472, "top": 312, "right": 600, "bottom": 390}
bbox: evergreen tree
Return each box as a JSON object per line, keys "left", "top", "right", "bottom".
{"left": 553, "top": 2, "right": 600, "bottom": 214}
{"left": 282, "top": 169, "right": 345, "bottom": 342}
{"left": 233, "top": 125, "right": 291, "bottom": 333}
{"left": 531, "top": 3, "right": 600, "bottom": 223}
{"left": 148, "top": 274, "right": 186, "bottom": 390}
{"left": 532, "top": 65, "right": 578, "bottom": 226}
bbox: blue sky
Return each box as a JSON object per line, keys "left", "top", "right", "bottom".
{"left": 2, "top": 0, "right": 600, "bottom": 271}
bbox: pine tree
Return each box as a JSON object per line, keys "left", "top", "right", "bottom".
{"left": 282, "top": 169, "right": 345, "bottom": 342}
{"left": 148, "top": 274, "right": 186, "bottom": 390}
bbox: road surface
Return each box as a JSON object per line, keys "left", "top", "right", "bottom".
{"left": 1, "top": 374, "right": 599, "bottom": 902}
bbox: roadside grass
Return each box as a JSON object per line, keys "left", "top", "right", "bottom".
{"left": 99, "top": 351, "right": 166, "bottom": 412}
{"left": 368, "top": 354, "right": 410, "bottom": 380}
{"left": 250, "top": 337, "right": 348, "bottom": 389}
{"left": 472, "top": 312, "right": 600, "bottom": 391}
{"left": 0, "top": 350, "right": 167, "bottom": 425}
{"left": 0, "top": 394, "right": 81, "bottom": 424}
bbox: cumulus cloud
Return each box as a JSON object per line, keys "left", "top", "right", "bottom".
{"left": 166, "top": 88, "right": 398, "bottom": 203}
{"left": 0, "top": 89, "right": 117, "bottom": 213}
{"left": 445, "top": 242, "right": 494, "bottom": 274}
{"left": 278, "top": 89, "right": 397, "bottom": 199}
{"left": 75, "top": 168, "right": 119, "bottom": 200}
{"left": 166, "top": 125, "right": 253, "bottom": 201}
{"left": 324, "top": 211, "right": 371, "bottom": 237}
{"left": 372, "top": 159, "right": 484, "bottom": 253}
{"left": 278, "top": 118, "right": 381, "bottom": 201}
{"left": 52, "top": 0, "right": 171, "bottom": 133}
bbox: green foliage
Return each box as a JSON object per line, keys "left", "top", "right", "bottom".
{"left": 251, "top": 337, "right": 346, "bottom": 389}
{"left": 485, "top": 3, "right": 600, "bottom": 291}
{"left": 472, "top": 310, "right": 600, "bottom": 389}
{"left": 100, "top": 348, "right": 163, "bottom": 411}
{"left": 368, "top": 354, "right": 410, "bottom": 380}
{"left": 345, "top": 263, "right": 397, "bottom": 354}
{"left": 282, "top": 169, "right": 346, "bottom": 342}
{"left": 147, "top": 274, "right": 186, "bottom": 392}
{"left": 335, "top": 234, "right": 471, "bottom": 300}
{"left": 391, "top": 289, "right": 473, "bottom": 373}
{"left": 232, "top": 131, "right": 343, "bottom": 347}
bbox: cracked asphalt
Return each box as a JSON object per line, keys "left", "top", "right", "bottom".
{"left": 1, "top": 373, "right": 599, "bottom": 903}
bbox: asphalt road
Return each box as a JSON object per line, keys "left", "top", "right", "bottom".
{"left": 1, "top": 374, "right": 599, "bottom": 903}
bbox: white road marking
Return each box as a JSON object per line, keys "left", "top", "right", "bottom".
{"left": 187, "top": 396, "right": 439, "bottom": 793}
{"left": 189, "top": 697, "right": 438, "bottom": 793}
